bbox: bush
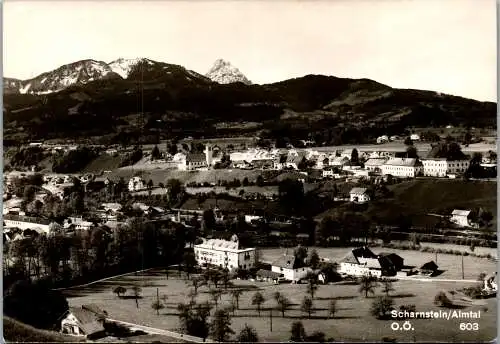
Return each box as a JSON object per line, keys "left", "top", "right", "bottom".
{"left": 434, "top": 292, "right": 453, "bottom": 308}
{"left": 370, "top": 296, "right": 394, "bottom": 319}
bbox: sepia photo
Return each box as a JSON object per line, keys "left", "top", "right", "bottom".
{"left": 2, "top": 0, "right": 497, "bottom": 342}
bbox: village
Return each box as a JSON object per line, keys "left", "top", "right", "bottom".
{"left": 3, "top": 134, "right": 498, "bottom": 343}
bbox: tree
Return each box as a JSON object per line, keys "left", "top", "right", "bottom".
{"left": 132, "top": 285, "right": 142, "bottom": 308}
{"left": 237, "top": 324, "right": 259, "bottom": 342}
{"left": 4, "top": 279, "right": 69, "bottom": 330}
{"left": 409, "top": 232, "right": 420, "bottom": 248}
{"left": 151, "top": 300, "right": 164, "bottom": 315}
{"left": 294, "top": 246, "right": 308, "bottom": 266}
{"left": 359, "top": 275, "right": 378, "bottom": 298}
{"left": 434, "top": 291, "right": 453, "bottom": 308}
{"left": 210, "top": 309, "right": 234, "bottom": 342}
{"left": 350, "top": 148, "right": 359, "bottom": 166}
{"left": 406, "top": 146, "right": 418, "bottom": 159}
{"left": 210, "top": 288, "right": 222, "bottom": 309}
{"left": 202, "top": 209, "right": 216, "bottom": 233}
{"left": 290, "top": 321, "right": 306, "bottom": 342}
{"left": 328, "top": 300, "right": 337, "bottom": 319}
{"left": 380, "top": 278, "right": 395, "bottom": 297}
{"left": 151, "top": 145, "right": 161, "bottom": 160}
{"left": 306, "top": 273, "right": 319, "bottom": 300}
{"left": 404, "top": 137, "right": 413, "bottom": 146}
{"left": 183, "top": 251, "right": 197, "bottom": 278}
{"left": 191, "top": 277, "right": 205, "bottom": 294}
{"left": 256, "top": 175, "right": 265, "bottom": 187}
{"left": 242, "top": 177, "right": 249, "bottom": 187}
{"left": 166, "top": 178, "right": 185, "bottom": 205}
{"left": 113, "top": 286, "right": 127, "bottom": 298}
{"left": 252, "top": 291, "right": 265, "bottom": 316}
{"left": 210, "top": 270, "right": 222, "bottom": 288}
{"left": 308, "top": 249, "right": 320, "bottom": 270}
{"left": 231, "top": 289, "right": 243, "bottom": 309}
{"left": 480, "top": 210, "right": 493, "bottom": 228}
{"left": 278, "top": 179, "right": 305, "bottom": 214}
{"left": 277, "top": 295, "right": 292, "bottom": 317}
{"left": 301, "top": 296, "right": 313, "bottom": 319}
{"left": 370, "top": 296, "right": 394, "bottom": 319}
{"left": 177, "top": 301, "right": 211, "bottom": 340}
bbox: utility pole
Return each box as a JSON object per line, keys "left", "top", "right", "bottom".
{"left": 435, "top": 252, "right": 438, "bottom": 265}
{"left": 461, "top": 255, "right": 464, "bottom": 280}
{"left": 269, "top": 309, "right": 273, "bottom": 332}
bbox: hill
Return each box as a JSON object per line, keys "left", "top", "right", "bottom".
{"left": 4, "top": 316, "right": 84, "bottom": 343}
{"left": 367, "top": 179, "right": 497, "bottom": 227}
{"left": 4, "top": 58, "right": 496, "bottom": 144}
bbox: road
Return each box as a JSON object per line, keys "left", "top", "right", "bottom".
{"left": 106, "top": 318, "right": 214, "bottom": 343}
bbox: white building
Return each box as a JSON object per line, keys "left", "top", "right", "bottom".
{"left": 339, "top": 247, "right": 401, "bottom": 278}
{"left": 128, "top": 176, "right": 146, "bottom": 192}
{"left": 410, "top": 134, "right": 421, "bottom": 141}
{"left": 381, "top": 158, "right": 423, "bottom": 178}
{"left": 194, "top": 235, "right": 256, "bottom": 271}
{"left": 364, "top": 158, "right": 388, "bottom": 173}
{"left": 421, "top": 159, "right": 470, "bottom": 177}
{"left": 328, "top": 156, "right": 350, "bottom": 167}
{"left": 271, "top": 254, "right": 312, "bottom": 282}
{"left": 349, "top": 187, "right": 370, "bottom": 203}
{"left": 450, "top": 209, "right": 476, "bottom": 228}
{"left": 60, "top": 305, "right": 106, "bottom": 338}
{"left": 377, "top": 135, "right": 389, "bottom": 144}
{"left": 3, "top": 214, "right": 56, "bottom": 235}
{"left": 64, "top": 216, "right": 94, "bottom": 231}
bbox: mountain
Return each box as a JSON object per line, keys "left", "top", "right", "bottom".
{"left": 5, "top": 60, "right": 122, "bottom": 95}
{"left": 3, "top": 59, "right": 496, "bottom": 144}
{"left": 5, "top": 58, "right": 212, "bottom": 95}
{"left": 206, "top": 59, "right": 252, "bottom": 85}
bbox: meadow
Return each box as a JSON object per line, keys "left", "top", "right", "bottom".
{"left": 63, "top": 262, "right": 497, "bottom": 342}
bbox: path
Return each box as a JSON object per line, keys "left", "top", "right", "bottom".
{"left": 107, "top": 318, "right": 214, "bottom": 343}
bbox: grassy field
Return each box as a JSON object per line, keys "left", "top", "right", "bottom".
{"left": 4, "top": 316, "right": 85, "bottom": 343}
{"left": 366, "top": 179, "right": 497, "bottom": 227}
{"left": 62, "top": 267, "right": 496, "bottom": 343}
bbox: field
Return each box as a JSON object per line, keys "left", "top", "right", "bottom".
{"left": 366, "top": 179, "right": 497, "bottom": 227}
{"left": 62, "top": 250, "right": 497, "bottom": 343}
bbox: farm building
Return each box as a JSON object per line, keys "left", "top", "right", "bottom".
{"left": 60, "top": 304, "right": 107, "bottom": 338}
{"left": 419, "top": 261, "right": 439, "bottom": 275}
{"left": 271, "top": 254, "right": 312, "bottom": 282}
{"left": 339, "top": 247, "right": 402, "bottom": 277}
{"left": 380, "top": 158, "right": 423, "bottom": 178}
{"left": 450, "top": 209, "right": 477, "bottom": 228}
{"left": 193, "top": 235, "right": 256, "bottom": 271}
{"left": 349, "top": 187, "right": 370, "bottom": 203}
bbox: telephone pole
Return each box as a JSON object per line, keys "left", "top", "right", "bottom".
{"left": 461, "top": 255, "right": 464, "bottom": 280}
{"left": 269, "top": 309, "right": 273, "bottom": 332}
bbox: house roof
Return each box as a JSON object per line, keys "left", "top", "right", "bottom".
{"left": 364, "top": 158, "right": 388, "bottom": 166}
{"left": 420, "top": 261, "right": 439, "bottom": 271}
{"left": 340, "top": 251, "right": 359, "bottom": 264}
{"left": 452, "top": 209, "right": 471, "bottom": 216}
{"left": 3, "top": 214, "right": 51, "bottom": 225}
{"left": 81, "top": 304, "right": 107, "bottom": 317}
{"left": 271, "top": 254, "right": 305, "bottom": 269}
{"left": 384, "top": 158, "right": 421, "bottom": 167}
{"left": 68, "top": 307, "right": 105, "bottom": 335}
{"left": 350, "top": 187, "right": 368, "bottom": 195}
{"left": 352, "top": 247, "right": 378, "bottom": 259}
{"left": 256, "top": 269, "right": 284, "bottom": 279}
{"left": 186, "top": 153, "right": 206, "bottom": 163}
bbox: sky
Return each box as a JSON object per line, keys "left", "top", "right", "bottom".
{"left": 3, "top": 0, "right": 497, "bottom": 102}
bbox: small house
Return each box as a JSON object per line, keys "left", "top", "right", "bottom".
{"left": 271, "top": 254, "right": 311, "bottom": 282}
{"left": 450, "top": 209, "right": 475, "bottom": 228}
{"left": 256, "top": 269, "right": 284, "bottom": 283}
{"left": 60, "top": 304, "right": 107, "bottom": 338}
{"left": 349, "top": 187, "right": 370, "bottom": 204}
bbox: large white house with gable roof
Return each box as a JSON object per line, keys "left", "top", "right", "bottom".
{"left": 194, "top": 235, "right": 256, "bottom": 271}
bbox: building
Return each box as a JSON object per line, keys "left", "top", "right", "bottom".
{"left": 421, "top": 158, "right": 470, "bottom": 177}
{"left": 328, "top": 156, "right": 350, "bottom": 167}
{"left": 381, "top": 158, "right": 423, "bottom": 178}
{"left": 3, "top": 214, "right": 55, "bottom": 234}
{"left": 377, "top": 135, "right": 389, "bottom": 144}
{"left": 349, "top": 187, "right": 370, "bottom": 203}
{"left": 339, "top": 247, "right": 402, "bottom": 277}
{"left": 60, "top": 304, "right": 107, "bottom": 338}
{"left": 364, "top": 158, "right": 388, "bottom": 173}
{"left": 128, "top": 176, "right": 146, "bottom": 192}
{"left": 193, "top": 235, "right": 256, "bottom": 271}
{"left": 410, "top": 134, "right": 420, "bottom": 141}
{"left": 450, "top": 209, "right": 476, "bottom": 228}
{"left": 271, "top": 254, "right": 312, "bottom": 282}
{"left": 63, "top": 216, "right": 94, "bottom": 231}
